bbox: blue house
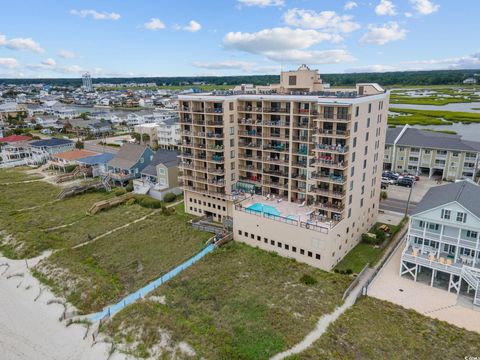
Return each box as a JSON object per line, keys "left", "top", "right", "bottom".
{"left": 29, "top": 138, "right": 75, "bottom": 163}
{"left": 76, "top": 152, "right": 115, "bottom": 177}
{"left": 107, "top": 143, "right": 154, "bottom": 184}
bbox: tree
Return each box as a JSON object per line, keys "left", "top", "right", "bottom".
{"left": 75, "top": 140, "right": 84, "bottom": 149}
{"left": 79, "top": 112, "right": 90, "bottom": 120}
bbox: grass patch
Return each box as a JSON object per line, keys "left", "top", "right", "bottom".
{"left": 0, "top": 167, "right": 43, "bottom": 184}
{"left": 35, "top": 209, "right": 211, "bottom": 313}
{"left": 335, "top": 222, "right": 403, "bottom": 273}
{"left": 388, "top": 108, "right": 480, "bottom": 126}
{"left": 424, "top": 129, "right": 458, "bottom": 135}
{"left": 105, "top": 242, "right": 350, "bottom": 359}
{"left": 287, "top": 297, "right": 480, "bottom": 360}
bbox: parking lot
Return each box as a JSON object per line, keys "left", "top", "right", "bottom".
{"left": 379, "top": 176, "right": 440, "bottom": 219}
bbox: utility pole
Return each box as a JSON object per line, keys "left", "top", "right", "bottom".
{"left": 404, "top": 182, "right": 414, "bottom": 217}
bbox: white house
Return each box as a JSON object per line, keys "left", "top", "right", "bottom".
{"left": 400, "top": 181, "right": 480, "bottom": 306}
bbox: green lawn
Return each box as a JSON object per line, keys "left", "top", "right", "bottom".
{"left": 287, "top": 297, "right": 480, "bottom": 360}
{"left": 35, "top": 205, "right": 211, "bottom": 313}
{"left": 104, "top": 242, "right": 351, "bottom": 359}
{"left": 335, "top": 222, "right": 404, "bottom": 273}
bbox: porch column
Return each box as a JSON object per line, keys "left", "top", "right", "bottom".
{"left": 455, "top": 227, "right": 462, "bottom": 264}
{"left": 431, "top": 269, "right": 436, "bottom": 287}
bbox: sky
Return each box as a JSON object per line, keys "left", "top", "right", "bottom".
{"left": 0, "top": 0, "right": 479, "bottom": 78}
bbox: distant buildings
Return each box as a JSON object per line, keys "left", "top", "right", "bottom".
{"left": 384, "top": 125, "right": 480, "bottom": 181}
{"left": 400, "top": 181, "right": 480, "bottom": 307}
{"left": 463, "top": 78, "right": 477, "bottom": 85}
{"left": 82, "top": 73, "right": 93, "bottom": 92}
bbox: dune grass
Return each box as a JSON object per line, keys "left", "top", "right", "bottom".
{"left": 35, "top": 203, "right": 211, "bottom": 313}
{"left": 104, "top": 242, "right": 351, "bottom": 359}
{"left": 0, "top": 167, "right": 43, "bottom": 184}
{"left": 287, "top": 297, "right": 480, "bottom": 360}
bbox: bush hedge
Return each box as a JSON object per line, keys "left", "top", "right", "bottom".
{"left": 163, "top": 193, "right": 177, "bottom": 203}
{"left": 134, "top": 194, "right": 163, "bottom": 209}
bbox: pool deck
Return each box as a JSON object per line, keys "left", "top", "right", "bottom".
{"left": 241, "top": 194, "right": 335, "bottom": 228}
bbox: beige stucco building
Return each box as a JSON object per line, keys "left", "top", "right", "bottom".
{"left": 178, "top": 66, "right": 390, "bottom": 270}
{"left": 384, "top": 125, "right": 480, "bottom": 181}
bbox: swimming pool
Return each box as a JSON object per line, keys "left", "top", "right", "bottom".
{"left": 247, "top": 202, "right": 281, "bottom": 216}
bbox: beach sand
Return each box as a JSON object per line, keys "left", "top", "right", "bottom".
{"left": 0, "top": 253, "right": 127, "bottom": 360}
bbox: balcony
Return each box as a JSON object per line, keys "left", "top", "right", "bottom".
{"left": 238, "top": 141, "right": 262, "bottom": 149}
{"left": 312, "top": 157, "right": 348, "bottom": 170}
{"left": 263, "top": 180, "right": 288, "bottom": 189}
{"left": 207, "top": 155, "right": 225, "bottom": 163}
{"left": 239, "top": 153, "right": 263, "bottom": 161}
{"left": 309, "top": 187, "right": 346, "bottom": 198}
{"left": 206, "top": 120, "right": 224, "bottom": 127}
{"left": 263, "top": 156, "right": 289, "bottom": 165}
{"left": 237, "top": 106, "right": 263, "bottom": 112}
{"left": 312, "top": 202, "right": 345, "bottom": 212}
{"left": 313, "top": 143, "right": 349, "bottom": 154}
{"left": 206, "top": 132, "right": 224, "bottom": 139}
{"left": 238, "top": 130, "right": 262, "bottom": 138}
{"left": 263, "top": 120, "right": 290, "bottom": 127}
{"left": 239, "top": 175, "right": 262, "bottom": 185}
{"left": 263, "top": 107, "right": 289, "bottom": 114}
{"left": 316, "top": 114, "right": 351, "bottom": 122}
{"left": 263, "top": 169, "right": 289, "bottom": 177}
{"left": 311, "top": 172, "right": 346, "bottom": 184}
{"left": 238, "top": 118, "right": 262, "bottom": 125}
{"left": 314, "top": 129, "right": 350, "bottom": 138}
{"left": 205, "top": 108, "right": 223, "bottom": 114}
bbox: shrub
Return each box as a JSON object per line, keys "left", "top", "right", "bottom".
{"left": 362, "top": 233, "right": 383, "bottom": 246}
{"left": 134, "top": 194, "right": 163, "bottom": 209}
{"left": 300, "top": 274, "right": 317, "bottom": 285}
{"left": 163, "top": 193, "right": 176, "bottom": 203}
{"left": 125, "top": 180, "right": 133, "bottom": 192}
{"left": 380, "top": 191, "right": 388, "bottom": 200}
{"left": 113, "top": 187, "right": 127, "bottom": 196}
{"left": 125, "top": 198, "right": 136, "bottom": 206}
{"left": 65, "top": 164, "right": 77, "bottom": 173}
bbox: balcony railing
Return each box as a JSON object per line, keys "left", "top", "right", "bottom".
{"left": 311, "top": 172, "right": 346, "bottom": 184}
{"left": 314, "top": 143, "right": 349, "bottom": 154}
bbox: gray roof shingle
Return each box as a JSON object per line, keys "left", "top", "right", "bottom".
{"left": 386, "top": 126, "right": 480, "bottom": 152}
{"left": 141, "top": 149, "right": 179, "bottom": 177}
{"left": 107, "top": 143, "right": 148, "bottom": 170}
{"left": 412, "top": 181, "right": 480, "bottom": 218}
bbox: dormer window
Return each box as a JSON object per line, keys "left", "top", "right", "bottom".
{"left": 441, "top": 209, "right": 451, "bottom": 220}
{"left": 456, "top": 212, "right": 467, "bottom": 223}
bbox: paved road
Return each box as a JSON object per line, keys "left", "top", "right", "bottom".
{"left": 380, "top": 197, "right": 417, "bottom": 215}
{"left": 84, "top": 140, "right": 118, "bottom": 154}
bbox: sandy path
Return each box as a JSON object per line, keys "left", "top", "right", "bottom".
{"left": 0, "top": 254, "right": 123, "bottom": 360}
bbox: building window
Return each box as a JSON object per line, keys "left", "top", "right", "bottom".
{"left": 441, "top": 209, "right": 451, "bottom": 220}
{"left": 278, "top": 242, "right": 282, "bottom": 248}
{"left": 289, "top": 75, "right": 297, "bottom": 85}
{"left": 300, "top": 249, "right": 305, "bottom": 255}
{"left": 251, "top": 233, "right": 254, "bottom": 239}
{"left": 159, "top": 168, "right": 166, "bottom": 175}
{"left": 271, "top": 240, "right": 275, "bottom": 246}
{"left": 245, "top": 232, "right": 249, "bottom": 237}
{"left": 257, "top": 235, "right": 261, "bottom": 241}
{"left": 308, "top": 251, "right": 313, "bottom": 257}
{"left": 238, "top": 230, "right": 242, "bottom": 236}
{"left": 367, "top": 118, "right": 370, "bottom": 128}
{"left": 456, "top": 212, "right": 467, "bottom": 223}
{"left": 285, "top": 244, "right": 289, "bottom": 250}
{"left": 354, "top": 122, "right": 358, "bottom": 132}
{"left": 355, "top": 107, "right": 359, "bottom": 117}
{"left": 264, "top": 238, "right": 268, "bottom": 243}
{"left": 315, "top": 254, "right": 321, "bottom": 260}
{"left": 466, "top": 230, "right": 478, "bottom": 238}
{"left": 368, "top": 103, "right": 372, "bottom": 113}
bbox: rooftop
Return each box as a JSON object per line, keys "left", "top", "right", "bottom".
{"left": 53, "top": 149, "right": 99, "bottom": 161}
{"left": 386, "top": 126, "right": 480, "bottom": 152}
{"left": 412, "top": 180, "right": 480, "bottom": 218}
{"left": 107, "top": 143, "right": 149, "bottom": 170}
{"left": 0, "top": 135, "right": 32, "bottom": 143}
{"left": 76, "top": 152, "right": 115, "bottom": 165}
{"left": 141, "top": 149, "right": 179, "bottom": 177}
{"left": 29, "top": 138, "right": 74, "bottom": 147}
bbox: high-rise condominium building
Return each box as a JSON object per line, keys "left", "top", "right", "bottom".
{"left": 178, "top": 65, "right": 390, "bottom": 270}
{"left": 82, "top": 72, "right": 93, "bottom": 92}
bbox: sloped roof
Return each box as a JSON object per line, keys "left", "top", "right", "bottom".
{"left": 30, "top": 138, "right": 74, "bottom": 147}
{"left": 386, "top": 126, "right": 480, "bottom": 152}
{"left": 107, "top": 143, "right": 149, "bottom": 169}
{"left": 53, "top": 149, "right": 98, "bottom": 161}
{"left": 141, "top": 149, "right": 179, "bottom": 176}
{"left": 0, "top": 135, "right": 32, "bottom": 143}
{"left": 412, "top": 181, "right": 480, "bottom": 218}
{"left": 76, "top": 153, "right": 115, "bottom": 165}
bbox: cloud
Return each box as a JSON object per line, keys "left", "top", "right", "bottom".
{"left": 265, "top": 49, "right": 355, "bottom": 63}
{"left": 143, "top": 18, "right": 166, "bottom": 31}
{"left": 404, "top": 12, "right": 413, "bottom": 17}
{"left": 360, "top": 22, "right": 406, "bottom": 45}
{"left": 0, "top": 58, "right": 20, "bottom": 69}
{"left": 344, "top": 1, "right": 358, "bottom": 10}
{"left": 409, "top": 0, "right": 439, "bottom": 15}
{"left": 375, "top": 0, "right": 397, "bottom": 16}
{"left": 58, "top": 50, "right": 76, "bottom": 59}
{"left": 192, "top": 60, "right": 256, "bottom": 71}
{"left": 41, "top": 58, "right": 56, "bottom": 66}
{"left": 224, "top": 27, "right": 342, "bottom": 53}
{"left": 345, "top": 54, "right": 480, "bottom": 73}
{"left": 283, "top": 9, "right": 360, "bottom": 33}
{"left": 0, "top": 34, "right": 44, "bottom": 53}
{"left": 174, "top": 20, "right": 202, "bottom": 32}
{"left": 346, "top": 64, "right": 397, "bottom": 72}
{"left": 237, "top": 0, "right": 284, "bottom": 7}
{"left": 70, "top": 9, "right": 121, "bottom": 21}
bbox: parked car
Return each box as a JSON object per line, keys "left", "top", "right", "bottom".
{"left": 382, "top": 176, "right": 396, "bottom": 184}
{"left": 397, "top": 178, "right": 414, "bottom": 188}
